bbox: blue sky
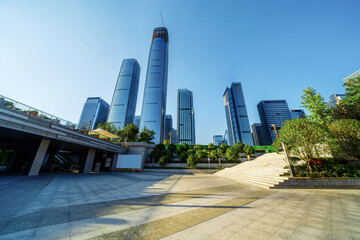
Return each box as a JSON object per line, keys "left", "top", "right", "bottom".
{"left": 1, "top": 0, "right": 359, "bottom": 144}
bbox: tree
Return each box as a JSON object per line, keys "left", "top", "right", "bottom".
{"left": 273, "top": 118, "right": 329, "bottom": 172}
{"left": 195, "top": 149, "right": 207, "bottom": 160}
{"left": 342, "top": 75, "right": 360, "bottom": 105}
{"left": 163, "top": 139, "right": 170, "bottom": 144}
{"left": 179, "top": 143, "right": 190, "bottom": 152}
{"left": 329, "top": 119, "right": 360, "bottom": 160}
{"left": 219, "top": 143, "right": 229, "bottom": 153}
{"left": 300, "top": 87, "right": 332, "bottom": 126}
{"left": 119, "top": 124, "right": 139, "bottom": 142}
{"left": 178, "top": 152, "right": 188, "bottom": 162}
{"left": 149, "top": 149, "right": 161, "bottom": 162}
{"left": 332, "top": 103, "right": 360, "bottom": 121}
{"left": 233, "top": 142, "right": 244, "bottom": 153}
{"left": 207, "top": 143, "right": 217, "bottom": 152}
{"left": 243, "top": 145, "right": 255, "bottom": 161}
{"left": 195, "top": 144, "right": 203, "bottom": 151}
{"left": 167, "top": 143, "right": 177, "bottom": 153}
{"left": 209, "top": 150, "right": 219, "bottom": 162}
{"left": 226, "top": 147, "right": 239, "bottom": 161}
{"left": 187, "top": 154, "right": 197, "bottom": 167}
{"left": 139, "top": 127, "right": 155, "bottom": 143}
{"left": 96, "top": 122, "right": 118, "bottom": 134}
{"left": 158, "top": 156, "right": 168, "bottom": 167}
{"left": 156, "top": 143, "right": 166, "bottom": 151}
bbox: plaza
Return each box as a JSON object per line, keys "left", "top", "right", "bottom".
{"left": 0, "top": 172, "right": 359, "bottom": 239}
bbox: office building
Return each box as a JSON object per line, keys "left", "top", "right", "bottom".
{"left": 329, "top": 94, "right": 346, "bottom": 108}
{"left": 177, "top": 89, "right": 196, "bottom": 144}
{"left": 251, "top": 123, "right": 267, "bottom": 146}
{"left": 171, "top": 128, "right": 178, "bottom": 144}
{"left": 213, "top": 135, "right": 224, "bottom": 146}
{"left": 134, "top": 115, "right": 141, "bottom": 129}
{"left": 107, "top": 59, "right": 140, "bottom": 130}
{"left": 257, "top": 100, "right": 292, "bottom": 145}
{"left": 78, "top": 97, "right": 109, "bottom": 130}
{"left": 290, "top": 109, "right": 306, "bottom": 119}
{"left": 139, "top": 27, "right": 169, "bottom": 144}
{"left": 343, "top": 69, "right": 360, "bottom": 82}
{"left": 223, "top": 82, "right": 253, "bottom": 146}
{"left": 164, "top": 115, "right": 173, "bottom": 141}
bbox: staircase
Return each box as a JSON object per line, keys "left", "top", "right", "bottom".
{"left": 215, "top": 153, "right": 289, "bottom": 189}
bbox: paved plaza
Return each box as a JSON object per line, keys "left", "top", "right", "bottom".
{"left": 0, "top": 172, "right": 359, "bottom": 240}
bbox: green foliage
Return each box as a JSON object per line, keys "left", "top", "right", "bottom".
{"left": 96, "top": 122, "right": 118, "bottom": 134}
{"left": 195, "top": 149, "right": 207, "bottom": 160}
{"left": 156, "top": 143, "right": 166, "bottom": 151}
{"left": 207, "top": 143, "right": 217, "bottom": 152}
{"left": 209, "top": 150, "right": 219, "bottom": 161}
{"left": 187, "top": 154, "right": 197, "bottom": 167}
{"left": 233, "top": 142, "right": 244, "bottom": 153}
{"left": 149, "top": 149, "right": 161, "bottom": 162}
{"left": 139, "top": 127, "right": 155, "bottom": 143}
{"left": 243, "top": 145, "right": 255, "bottom": 155}
{"left": 195, "top": 144, "right": 203, "bottom": 151}
{"left": 218, "top": 143, "right": 228, "bottom": 158}
{"left": 300, "top": 87, "right": 332, "bottom": 126}
{"left": 167, "top": 143, "right": 177, "bottom": 153}
{"left": 163, "top": 139, "right": 170, "bottom": 144}
{"left": 342, "top": 76, "right": 360, "bottom": 105}
{"left": 225, "top": 147, "right": 239, "bottom": 161}
{"left": 332, "top": 102, "right": 360, "bottom": 121}
{"left": 187, "top": 149, "right": 195, "bottom": 156}
{"left": 118, "top": 123, "right": 139, "bottom": 141}
{"left": 273, "top": 118, "right": 329, "bottom": 172}
{"left": 329, "top": 119, "right": 360, "bottom": 160}
{"left": 178, "top": 151, "right": 188, "bottom": 162}
{"left": 158, "top": 156, "right": 168, "bottom": 167}
{"left": 179, "top": 143, "right": 190, "bottom": 152}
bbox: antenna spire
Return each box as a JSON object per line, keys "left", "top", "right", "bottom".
{"left": 160, "top": 11, "right": 165, "bottom": 27}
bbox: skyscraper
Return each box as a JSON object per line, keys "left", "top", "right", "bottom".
{"left": 213, "top": 135, "right": 224, "bottom": 146}
{"left": 134, "top": 115, "right": 141, "bottom": 129}
{"left": 343, "top": 69, "right": 360, "bottom": 82}
{"left": 329, "top": 94, "right": 346, "bottom": 108}
{"left": 177, "top": 89, "right": 195, "bottom": 144}
{"left": 139, "top": 27, "right": 169, "bottom": 144}
{"left": 107, "top": 59, "right": 140, "bottom": 130}
{"left": 257, "top": 100, "right": 292, "bottom": 145}
{"left": 164, "top": 115, "right": 173, "bottom": 141}
{"left": 290, "top": 109, "right": 306, "bottom": 119}
{"left": 251, "top": 123, "right": 267, "bottom": 146}
{"left": 78, "top": 97, "right": 109, "bottom": 130}
{"left": 223, "top": 82, "right": 253, "bottom": 146}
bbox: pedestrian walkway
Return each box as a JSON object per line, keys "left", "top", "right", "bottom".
{"left": 0, "top": 173, "right": 359, "bottom": 239}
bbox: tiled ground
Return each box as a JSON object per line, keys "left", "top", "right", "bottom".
{"left": 0, "top": 172, "right": 359, "bottom": 239}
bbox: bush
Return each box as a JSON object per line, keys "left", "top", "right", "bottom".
{"left": 158, "top": 156, "right": 168, "bottom": 167}
{"left": 195, "top": 149, "right": 207, "bottom": 160}
{"left": 167, "top": 143, "right": 177, "bottom": 153}
{"left": 225, "top": 147, "right": 239, "bottom": 161}
{"left": 178, "top": 152, "right": 188, "bottom": 162}
{"left": 180, "top": 143, "right": 189, "bottom": 152}
{"left": 195, "top": 144, "right": 203, "bottom": 151}
{"left": 187, "top": 155, "right": 197, "bottom": 167}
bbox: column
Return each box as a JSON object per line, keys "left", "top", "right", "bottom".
{"left": 110, "top": 153, "right": 119, "bottom": 171}
{"left": 83, "top": 148, "right": 96, "bottom": 174}
{"left": 28, "top": 138, "right": 51, "bottom": 176}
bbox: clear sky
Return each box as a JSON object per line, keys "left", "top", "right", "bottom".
{"left": 1, "top": 0, "right": 359, "bottom": 144}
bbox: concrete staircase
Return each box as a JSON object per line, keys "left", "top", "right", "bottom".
{"left": 214, "top": 153, "right": 289, "bottom": 189}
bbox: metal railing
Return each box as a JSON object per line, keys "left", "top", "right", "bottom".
{"left": 0, "top": 94, "right": 77, "bottom": 129}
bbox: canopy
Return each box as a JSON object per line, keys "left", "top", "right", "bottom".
{"left": 88, "top": 128, "right": 119, "bottom": 139}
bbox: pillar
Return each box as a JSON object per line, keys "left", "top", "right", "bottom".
{"left": 83, "top": 148, "right": 96, "bottom": 173}
{"left": 28, "top": 138, "right": 51, "bottom": 176}
{"left": 110, "top": 153, "right": 119, "bottom": 171}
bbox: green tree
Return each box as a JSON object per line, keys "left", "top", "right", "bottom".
{"left": 226, "top": 146, "right": 239, "bottom": 161}
{"left": 342, "top": 75, "right": 360, "bottom": 105}
{"left": 195, "top": 144, "right": 203, "bottom": 151}
{"left": 300, "top": 87, "right": 332, "bottom": 126}
{"left": 178, "top": 152, "right": 188, "bottom": 162}
{"left": 187, "top": 154, "right": 197, "bottom": 168}
{"left": 219, "top": 143, "right": 229, "bottom": 153}
{"left": 273, "top": 118, "right": 329, "bottom": 172}
{"left": 209, "top": 150, "right": 219, "bottom": 162}
{"left": 207, "top": 143, "right": 217, "bottom": 152}
{"left": 195, "top": 149, "right": 207, "bottom": 160}
{"left": 158, "top": 156, "right": 168, "bottom": 167}
{"left": 119, "top": 124, "right": 139, "bottom": 142}
{"left": 233, "top": 141, "right": 244, "bottom": 153}
{"left": 167, "top": 143, "right": 177, "bottom": 153}
{"left": 156, "top": 143, "right": 166, "bottom": 151}
{"left": 332, "top": 103, "right": 360, "bottom": 121}
{"left": 180, "top": 143, "right": 190, "bottom": 152}
{"left": 96, "top": 122, "right": 118, "bottom": 134}
{"left": 149, "top": 149, "right": 161, "bottom": 162}
{"left": 243, "top": 145, "right": 255, "bottom": 161}
{"left": 139, "top": 127, "right": 155, "bottom": 143}
{"left": 329, "top": 119, "right": 360, "bottom": 160}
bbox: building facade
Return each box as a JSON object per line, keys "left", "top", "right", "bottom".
{"left": 139, "top": 27, "right": 169, "bottom": 144}
{"left": 134, "top": 115, "right": 140, "bottom": 129}
{"left": 251, "top": 123, "right": 267, "bottom": 146}
{"left": 164, "top": 115, "right": 173, "bottom": 141}
{"left": 290, "top": 109, "right": 306, "bottom": 119}
{"left": 257, "top": 100, "right": 292, "bottom": 145}
{"left": 223, "top": 82, "right": 253, "bottom": 146}
{"left": 329, "top": 94, "right": 346, "bottom": 108}
{"left": 78, "top": 97, "right": 109, "bottom": 130}
{"left": 107, "top": 59, "right": 140, "bottom": 130}
{"left": 177, "top": 89, "right": 195, "bottom": 144}
{"left": 343, "top": 69, "right": 360, "bottom": 82}
{"left": 213, "top": 135, "right": 224, "bottom": 146}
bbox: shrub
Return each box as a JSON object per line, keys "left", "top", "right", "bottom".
{"left": 167, "top": 143, "right": 177, "bottom": 153}
{"left": 195, "top": 144, "right": 203, "bottom": 151}
{"left": 178, "top": 152, "right": 188, "bottom": 162}
{"left": 158, "top": 156, "right": 168, "bottom": 167}
{"left": 195, "top": 149, "right": 207, "bottom": 160}
{"left": 187, "top": 155, "right": 197, "bottom": 167}
{"left": 225, "top": 147, "right": 239, "bottom": 161}
{"left": 180, "top": 143, "right": 189, "bottom": 152}
{"left": 156, "top": 143, "right": 166, "bottom": 151}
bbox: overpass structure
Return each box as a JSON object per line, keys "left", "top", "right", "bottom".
{"left": 0, "top": 95, "right": 127, "bottom": 176}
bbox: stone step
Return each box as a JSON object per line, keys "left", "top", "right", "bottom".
{"left": 229, "top": 176, "right": 287, "bottom": 186}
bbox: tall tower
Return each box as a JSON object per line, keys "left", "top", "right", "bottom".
{"left": 78, "top": 97, "right": 109, "bottom": 130}
{"left": 223, "top": 82, "right": 253, "bottom": 146}
{"left": 140, "top": 27, "right": 169, "bottom": 144}
{"left": 107, "top": 59, "right": 140, "bottom": 130}
{"left": 177, "top": 89, "right": 196, "bottom": 144}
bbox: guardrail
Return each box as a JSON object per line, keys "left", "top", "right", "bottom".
{"left": 0, "top": 94, "right": 77, "bottom": 129}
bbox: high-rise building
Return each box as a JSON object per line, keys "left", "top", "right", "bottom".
{"left": 329, "top": 94, "right": 346, "bottom": 108}
{"left": 343, "top": 69, "right": 360, "bottom": 82}
{"left": 251, "top": 123, "right": 267, "bottom": 146}
{"left": 177, "top": 89, "right": 195, "bottom": 144}
{"left": 223, "top": 82, "right": 253, "bottom": 146}
{"left": 107, "top": 59, "right": 140, "bottom": 130}
{"left": 164, "top": 115, "right": 173, "bottom": 141}
{"left": 139, "top": 27, "right": 169, "bottom": 144}
{"left": 134, "top": 115, "right": 141, "bottom": 129}
{"left": 171, "top": 128, "right": 178, "bottom": 144}
{"left": 78, "top": 97, "right": 109, "bottom": 130}
{"left": 213, "top": 135, "right": 224, "bottom": 146}
{"left": 257, "top": 100, "right": 292, "bottom": 145}
{"left": 290, "top": 109, "right": 306, "bottom": 119}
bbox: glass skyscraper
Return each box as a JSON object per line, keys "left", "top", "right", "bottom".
{"left": 257, "top": 100, "right": 292, "bottom": 145}
{"left": 107, "top": 59, "right": 140, "bottom": 130}
{"left": 139, "top": 27, "right": 169, "bottom": 144}
{"left": 134, "top": 115, "right": 141, "bottom": 129}
{"left": 177, "top": 89, "right": 195, "bottom": 144}
{"left": 78, "top": 97, "right": 109, "bottom": 130}
{"left": 223, "top": 82, "right": 253, "bottom": 146}
{"left": 213, "top": 135, "right": 224, "bottom": 146}
{"left": 251, "top": 123, "right": 267, "bottom": 146}
{"left": 290, "top": 109, "right": 306, "bottom": 119}
{"left": 164, "top": 115, "right": 173, "bottom": 141}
